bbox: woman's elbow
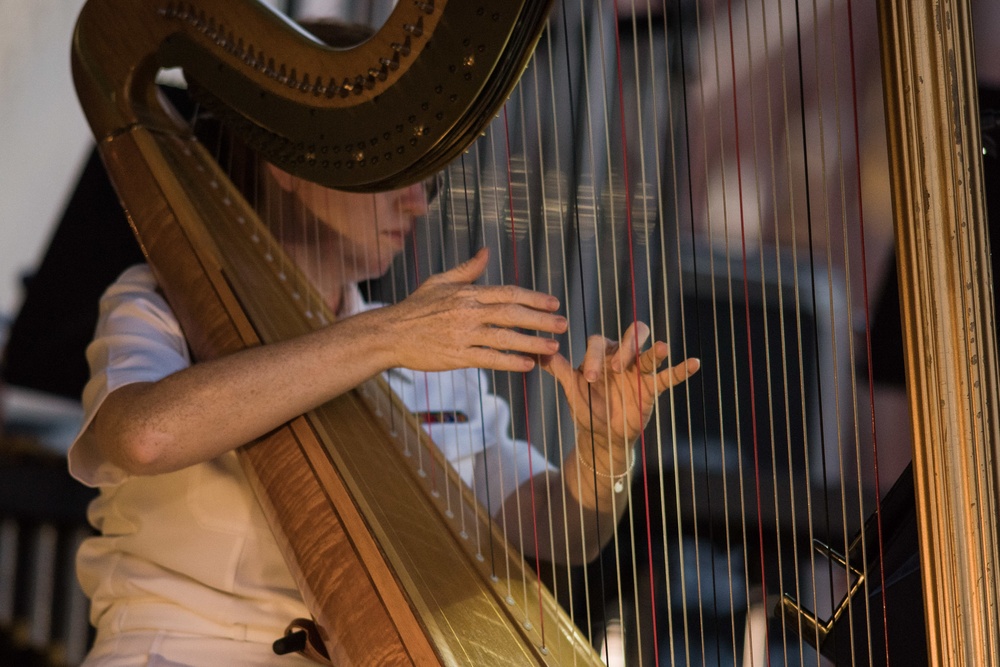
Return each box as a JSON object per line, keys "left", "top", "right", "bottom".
{"left": 116, "top": 435, "right": 171, "bottom": 475}
{"left": 87, "top": 416, "right": 174, "bottom": 476}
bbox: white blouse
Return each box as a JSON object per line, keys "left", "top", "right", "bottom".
{"left": 69, "top": 264, "right": 551, "bottom": 645}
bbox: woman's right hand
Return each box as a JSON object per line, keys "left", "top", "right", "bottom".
{"left": 379, "top": 247, "right": 567, "bottom": 373}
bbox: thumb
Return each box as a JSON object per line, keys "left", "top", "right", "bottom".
{"left": 442, "top": 247, "right": 490, "bottom": 284}
{"left": 540, "top": 351, "right": 574, "bottom": 388}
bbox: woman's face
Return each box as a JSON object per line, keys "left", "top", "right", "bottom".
{"left": 266, "top": 164, "right": 429, "bottom": 283}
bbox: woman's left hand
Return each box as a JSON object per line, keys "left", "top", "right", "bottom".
{"left": 541, "top": 322, "right": 700, "bottom": 450}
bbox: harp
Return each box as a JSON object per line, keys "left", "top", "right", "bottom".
{"left": 69, "top": 0, "right": 999, "bottom": 666}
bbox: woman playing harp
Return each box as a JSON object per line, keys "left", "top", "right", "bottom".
{"left": 66, "top": 26, "right": 700, "bottom": 666}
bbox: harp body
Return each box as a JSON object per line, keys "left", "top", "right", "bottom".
{"left": 71, "top": 0, "right": 1000, "bottom": 665}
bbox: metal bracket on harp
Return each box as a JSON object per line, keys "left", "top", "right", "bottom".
{"left": 775, "top": 465, "right": 922, "bottom": 665}
{"left": 776, "top": 538, "right": 867, "bottom": 651}
{"left": 273, "top": 618, "right": 334, "bottom": 666}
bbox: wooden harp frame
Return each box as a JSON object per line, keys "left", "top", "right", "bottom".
{"left": 69, "top": 0, "right": 1000, "bottom": 665}
{"left": 72, "top": 1, "right": 601, "bottom": 665}
{"left": 878, "top": 1, "right": 1000, "bottom": 662}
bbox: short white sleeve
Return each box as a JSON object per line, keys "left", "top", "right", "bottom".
{"left": 68, "top": 265, "right": 192, "bottom": 487}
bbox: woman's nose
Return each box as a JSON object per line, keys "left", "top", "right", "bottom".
{"left": 398, "top": 182, "right": 430, "bottom": 216}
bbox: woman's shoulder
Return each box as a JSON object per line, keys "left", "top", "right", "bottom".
{"left": 96, "top": 263, "right": 182, "bottom": 339}
{"left": 101, "top": 263, "right": 165, "bottom": 308}
{"left": 110, "top": 263, "right": 158, "bottom": 293}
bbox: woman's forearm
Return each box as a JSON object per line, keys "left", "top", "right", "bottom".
{"left": 499, "top": 436, "right": 635, "bottom": 565}
{"left": 82, "top": 306, "right": 398, "bottom": 476}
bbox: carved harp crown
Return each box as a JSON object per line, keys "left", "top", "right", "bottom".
{"left": 73, "top": 0, "right": 552, "bottom": 190}
{"left": 72, "top": 0, "right": 1000, "bottom": 666}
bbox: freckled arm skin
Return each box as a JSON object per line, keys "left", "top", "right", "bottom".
{"left": 80, "top": 248, "right": 567, "bottom": 476}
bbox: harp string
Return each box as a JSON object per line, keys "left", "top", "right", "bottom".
{"left": 796, "top": 0, "right": 822, "bottom": 645}
{"left": 577, "top": 5, "right": 628, "bottom": 659}
{"left": 462, "top": 137, "right": 504, "bottom": 588}
{"left": 494, "top": 112, "right": 545, "bottom": 646}
{"left": 629, "top": 7, "right": 666, "bottom": 662}
{"left": 791, "top": 4, "right": 842, "bottom": 652}
{"left": 735, "top": 1, "right": 775, "bottom": 658}
{"left": 766, "top": 0, "right": 818, "bottom": 654}
{"left": 815, "top": 0, "right": 860, "bottom": 658}
{"left": 512, "top": 69, "right": 587, "bottom": 641}
{"left": 416, "top": 189, "right": 439, "bottom": 492}
{"left": 462, "top": 147, "right": 501, "bottom": 574}
{"left": 607, "top": 1, "right": 668, "bottom": 662}
{"left": 551, "top": 1, "right": 602, "bottom": 647}
{"left": 720, "top": 1, "right": 777, "bottom": 663}
{"left": 435, "top": 184, "right": 463, "bottom": 520}
{"left": 842, "top": 0, "right": 892, "bottom": 658}
{"left": 581, "top": 5, "right": 629, "bottom": 658}
{"left": 651, "top": 3, "right": 693, "bottom": 663}
{"left": 440, "top": 168, "right": 472, "bottom": 538}
{"left": 500, "top": 105, "right": 549, "bottom": 642}
{"left": 772, "top": 4, "right": 826, "bottom": 659}
{"left": 810, "top": 2, "right": 854, "bottom": 654}
{"left": 486, "top": 119, "right": 531, "bottom": 606}
{"left": 723, "top": 2, "right": 760, "bottom": 660}
{"left": 670, "top": 3, "right": 708, "bottom": 663}
{"left": 700, "top": 0, "right": 741, "bottom": 660}
{"left": 406, "top": 228, "right": 432, "bottom": 481}
{"left": 759, "top": 1, "right": 814, "bottom": 655}
{"left": 521, "top": 50, "right": 567, "bottom": 623}
{"left": 538, "top": 7, "right": 595, "bottom": 640}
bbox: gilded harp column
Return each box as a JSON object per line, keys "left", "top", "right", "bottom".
{"left": 878, "top": 0, "right": 1000, "bottom": 662}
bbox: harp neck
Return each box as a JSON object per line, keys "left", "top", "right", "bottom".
{"left": 71, "top": 0, "right": 553, "bottom": 191}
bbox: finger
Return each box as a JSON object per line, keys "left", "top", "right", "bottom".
{"left": 480, "top": 303, "right": 568, "bottom": 335}
{"left": 635, "top": 340, "right": 669, "bottom": 374}
{"left": 474, "top": 283, "right": 561, "bottom": 313}
{"left": 467, "top": 347, "right": 538, "bottom": 373}
{"left": 581, "top": 334, "right": 610, "bottom": 383}
{"left": 539, "top": 350, "right": 574, "bottom": 386}
{"left": 475, "top": 328, "right": 561, "bottom": 358}
{"left": 654, "top": 357, "right": 701, "bottom": 389}
{"left": 612, "top": 321, "right": 650, "bottom": 372}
